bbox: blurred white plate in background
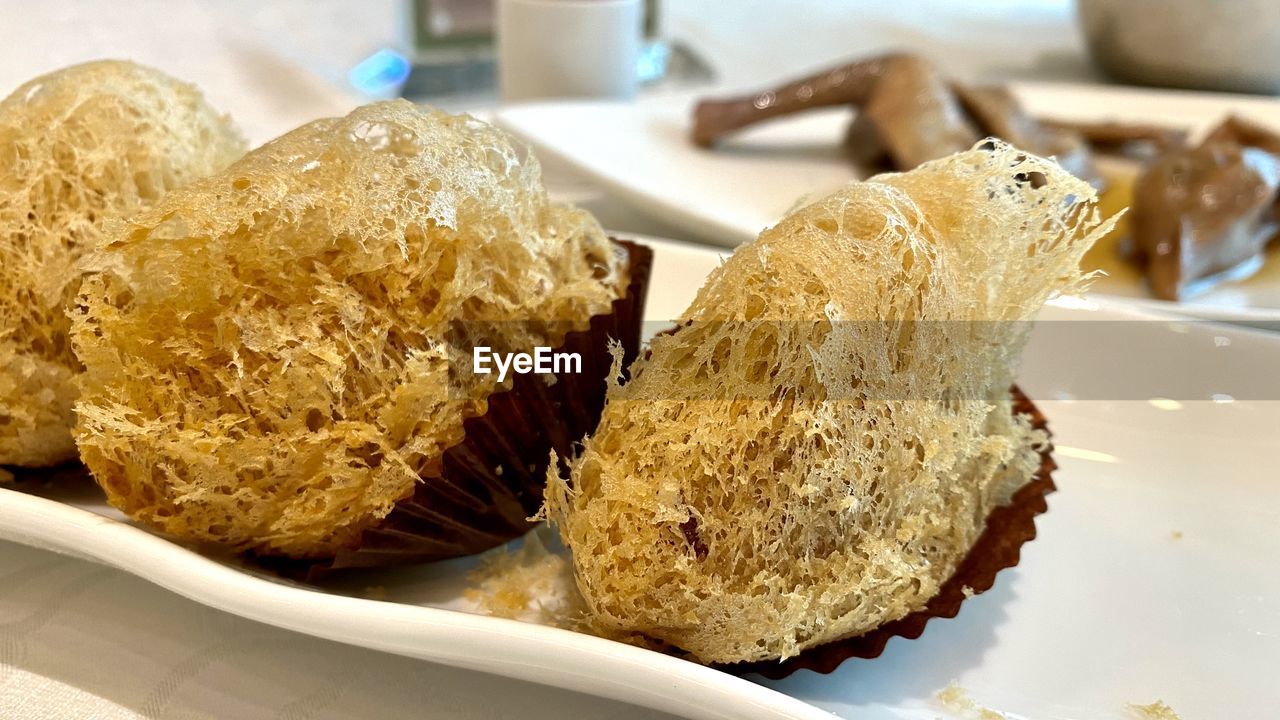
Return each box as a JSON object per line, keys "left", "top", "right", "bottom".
{"left": 496, "top": 85, "right": 1280, "bottom": 324}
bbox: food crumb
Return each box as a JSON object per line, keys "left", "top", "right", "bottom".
{"left": 464, "top": 526, "right": 585, "bottom": 628}
{"left": 934, "top": 682, "right": 1007, "bottom": 719}
{"left": 1170, "top": 531, "right": 1183, "bottom": 541}
{"left": 1127, "top": 700, "right": 1182, "bottom": 719}
{"left": 961, "top": 585, "right": 975, "bottom": 598}
{"left": 462, "top": 527, "right": 673, "bottom": 654}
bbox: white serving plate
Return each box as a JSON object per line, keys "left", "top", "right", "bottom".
{"left": 3, "top": 237, "right": 1279, "bottom": 720}
{"left": 495, "top": 85, "right": 1280, "bottom": 323}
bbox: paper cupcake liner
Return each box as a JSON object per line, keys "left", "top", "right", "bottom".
{"left": 288, "top": 239, "right": 652, "bottom": 580}
{"left": 722, "top": 385, "right": 1056, "bottom": 679}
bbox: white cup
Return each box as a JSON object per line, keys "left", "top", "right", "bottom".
{"left": 1079, "top": 0, "right": 1280, "bottom": 94}
{"left": 497, "top": 0, "right": 642, "bottom": 102}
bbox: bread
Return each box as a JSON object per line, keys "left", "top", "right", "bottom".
{"left": 71, "top": 100, "right": 627, "bottom": 559}
{"left": 0, "top": 60, "right": 244, "bottom": 467}
{"left": 544, "top": 140, "right": 1114, "bottom": 664}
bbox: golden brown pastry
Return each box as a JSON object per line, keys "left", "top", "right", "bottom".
{"left": 0, "top": 60, "right": 244, "bottom": 468}
{"left": 71, "top": 100, "right": 628, "bottom": 559}
{"left": 545, "top": 141, "right": 1113, "bottom": 664}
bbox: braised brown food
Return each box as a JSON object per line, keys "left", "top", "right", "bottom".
{"left": 693, "top": 54, "right": 1280, "bottom": 302}
{"left": 1130, "top": 117, "right": 1280, "bottom": 300}
{"left": 692, "top": 54, "right": 1099, "bottom": 185}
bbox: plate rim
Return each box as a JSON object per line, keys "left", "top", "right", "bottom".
{"left": 0, "top": 486, "right": 832, "bottom": 720}
{"left": 497, "top": 105, "right": 760, "bottom": 245}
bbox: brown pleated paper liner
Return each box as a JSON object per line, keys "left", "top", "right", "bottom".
{"left": 284, "top": 239, "right": 652, "bottom": 581}
{"left": 721, "top": 386, "right": 1056, "bottom": 679}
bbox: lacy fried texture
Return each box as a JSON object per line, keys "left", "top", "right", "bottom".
{"left": 546, "top": 141, "right": 1113, "bottom": 664}
{"left": 72, "top": 100, "right": 625, "bottom": 558}
{"left": 0, "top": 60, "right": 244, "bottom": 467}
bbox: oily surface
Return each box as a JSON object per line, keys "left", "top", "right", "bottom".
{"left": 73, "top": 100, "right": 625, "bottom": 558}
{"left": 547, "top": 141, "right": 1112, "bottom": 664}
{"left": 0, "top": 60, "right": 244, "bottom": 467}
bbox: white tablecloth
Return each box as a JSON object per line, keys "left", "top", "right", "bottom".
{"left": 0, "top": 1, "right": 1091, "bottom": 717}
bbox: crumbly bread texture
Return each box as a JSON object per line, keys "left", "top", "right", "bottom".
{"left": 0, "top": 60, "right": 244, "bottom": 467}
{"left": 72, "top": 100, "right": 626, "bottom": 558}
{"left": 545, "top": 140, "right": 1113, "bottom": 664}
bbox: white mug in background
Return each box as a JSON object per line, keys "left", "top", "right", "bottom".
{"left": 497, "top": 0, "right": 642, "bottom": 102}
{"left": 1079, "top": 0, "right": 1280, "bottom": 94}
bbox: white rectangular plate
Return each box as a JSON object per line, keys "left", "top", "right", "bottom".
{"left": 2, "top": 237, "right": 1279, "bottom": 719}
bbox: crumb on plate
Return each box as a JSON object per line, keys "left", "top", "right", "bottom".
{"left": 1127, "top": 700, "right": 1182, "bottom": 719}
{"left": 934, "top": 682, "right": 1008, "bottom": 719}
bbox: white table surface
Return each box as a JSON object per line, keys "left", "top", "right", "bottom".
{"left": 0, "top": 1, "right": 1093, "bottom": 718}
